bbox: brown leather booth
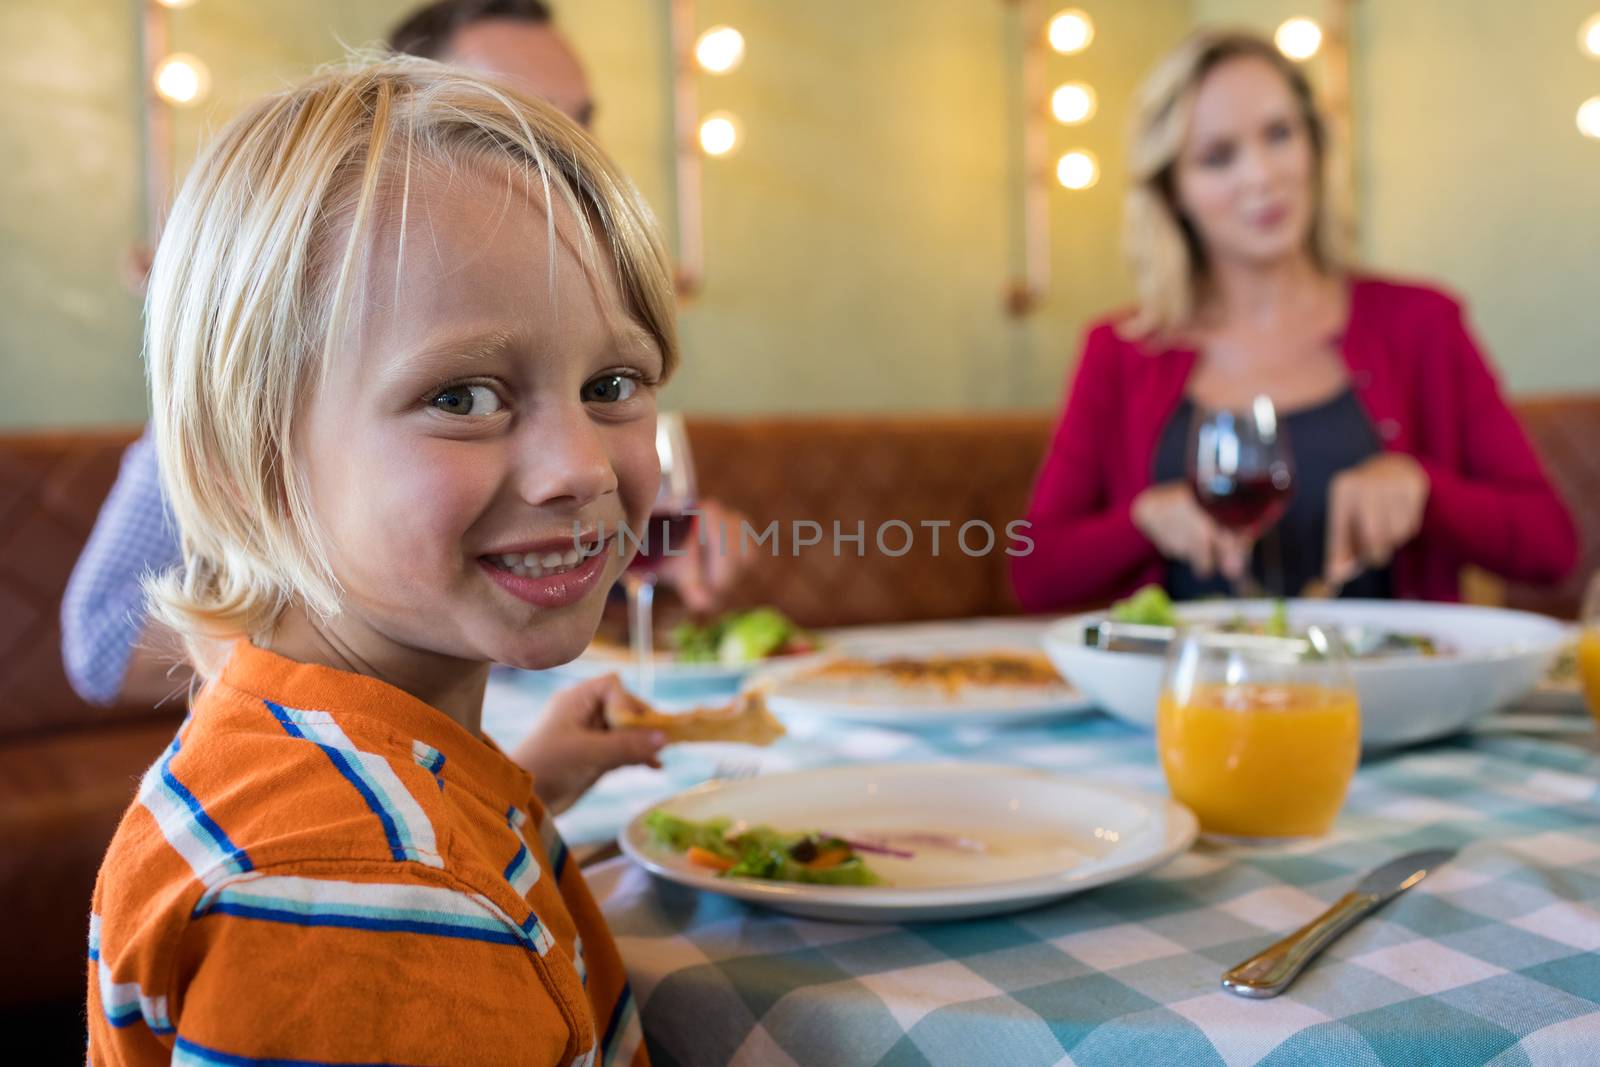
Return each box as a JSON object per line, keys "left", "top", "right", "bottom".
{"left": 0, "top": 431, "right": 188, "bottom": 1010}
{"left": 2, "top": 400, "right": 1597, "bottom": 1013}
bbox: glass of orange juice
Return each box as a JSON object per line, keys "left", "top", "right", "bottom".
{"left": 1580, "top": 573, "right": 1600, "bottom": 727}
{"left": 1158, "top": 626, "right": 1360, "bottom": 841}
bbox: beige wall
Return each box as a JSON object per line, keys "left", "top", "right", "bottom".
{"left": 0, "top": 0, "right": 146, "bottom": 427}
{"left": 2, "top": 0, "right": 1594, "bottom": 429}
{"left": 1356, "top": 0, "right": 1600, "bottom": 395}
{"left": 0, "top": 0, "right": 1190, "bottom": 427}
{"left": 1196, "top": 0, "right": 1600, "bottom": 395}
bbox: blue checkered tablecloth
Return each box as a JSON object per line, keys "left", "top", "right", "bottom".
{"left": 482, "top": 646, "right": 1600, "bottom": 1067}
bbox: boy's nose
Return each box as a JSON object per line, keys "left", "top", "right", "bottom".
{"left": 514, "top": 405, "right": 616, "bottom": 508}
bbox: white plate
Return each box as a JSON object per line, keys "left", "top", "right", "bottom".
{"left": 758, "top": 671, "right": 1088, "bottom": 729}
{"left": 553, "top": 645, "right": 823, "bottom": 688}
{"left": 752, "top": 623, "right": 1094, "bottom": 728}
{"left": 1043, "top": 599, "right": 1572, "bottom": 749}
{"left": 620, "top": 762, "right": 1197, "bottom": 922}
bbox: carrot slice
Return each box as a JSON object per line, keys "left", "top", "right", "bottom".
{"left": 804, "top": 847, "right": 853, "bottom": 871}
{"left": 687, "top": 846, "right": 734, "bottom": 872}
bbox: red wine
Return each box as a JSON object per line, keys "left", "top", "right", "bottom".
{"left": 1195, "top": 474, "right": 1291, "bottom": 534}
{"left": 626, "top": 512, "right": 698, "bottom": 573}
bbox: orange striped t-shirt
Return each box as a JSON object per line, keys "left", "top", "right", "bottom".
{"left": 87, "top": 641, "right": 646, "bottom": 1067}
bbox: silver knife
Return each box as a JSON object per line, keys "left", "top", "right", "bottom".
{"left": 1222, "top": 848, "right": 1456, "bottom": 999}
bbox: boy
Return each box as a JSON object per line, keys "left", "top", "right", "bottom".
{"left": 88, "top": 57, "right": 672, "bottom": 1066}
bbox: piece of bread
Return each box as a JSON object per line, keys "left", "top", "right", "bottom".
{"left": 605, "top": 689, "right": 786, "bottom": 747}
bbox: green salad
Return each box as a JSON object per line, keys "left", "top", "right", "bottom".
{"left": 1109, "top": 584, "right": 1179, "bottom": 626}
{"left": 670, "top": 607, "right": 817, "bottom": 665}
{"left": 644, "top": 811, "right": 880, "bottom": 886}
{"left": 1110, "top": 585, "right": 1291, "bottom": 637}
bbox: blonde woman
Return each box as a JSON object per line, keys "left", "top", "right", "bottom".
{"left": 1013, "top": 29, "right": 1576, "bottom": 610}
{"left": 88, "top": 58, "right": 667, "bottom": 1064}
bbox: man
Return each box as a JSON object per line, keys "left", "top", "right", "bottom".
{"left": 62, "top": 0, "right": 743, "bottom": 706}
{"left": 389, "top": 0, "right": 595, "bottom": 126}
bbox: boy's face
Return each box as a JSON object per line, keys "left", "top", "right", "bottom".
{"left": 298, "top": 164, "right": 662, "bottom": 672}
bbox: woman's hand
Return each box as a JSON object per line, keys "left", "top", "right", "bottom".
{"left": 508, "top": 674, "right": 666, "bottom": 816}
{"left": 655, "top": 498, "right": 755, "bottom": 613}
{"left": 1131, "top": 482, "right": 1251, "bottom": 581}
{"left": 1324, "top": 453, "right": 1430, "bottom": 589}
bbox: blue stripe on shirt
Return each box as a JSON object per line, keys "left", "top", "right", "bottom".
{"left": 160, "top": 741, "right": 255, "bottom": 874}
{"left": 92, "top": 913, "right": 176, "bottom": 1036}
{"left": 266, "top": 701, "right": 409, "bottom": 863}
{"left": 199, "top": 901, "right": 531, "bottom": 947}
{"left": 503, "top": 846, "right": 531, "bottom": 885}
{"left": 502, "top": 804, "right": 541, "bottom": 895}
{"left": 550, "top": 836, "right": 569, "bottom": 880}
{"left": 600, "top": 987, "right": 637, "bottom": 1067}
{"left": 190, "top": 876, "right": 549, "bottom": 956}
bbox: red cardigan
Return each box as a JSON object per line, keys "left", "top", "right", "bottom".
{"left": 1012, "top": 277, "right": 1580, "bottom": 611}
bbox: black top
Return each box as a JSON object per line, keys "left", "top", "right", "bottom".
{"left": 1152, "top": 389, "right": 1393, "bottom": 600}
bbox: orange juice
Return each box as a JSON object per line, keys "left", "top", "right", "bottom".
{"left": 1158, "top": 683, "right": 1360, "bottom": 838}
{"left": 1580, "top": 629, "right": 1600, "bottom": 727}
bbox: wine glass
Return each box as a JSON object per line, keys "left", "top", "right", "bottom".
{"left": 621, "top": 412, "right": 699, "bottom": 697}
{"left": 1580, "top": 572, "right": 1600, "bottom": 728}
{"left": 1158, "top": 623, "right": 1360, "bottom": 842}
{"left": 1187, "top": 395, "right": 1294, "bottom": 595}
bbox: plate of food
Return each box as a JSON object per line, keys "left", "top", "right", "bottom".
{"left": 1043, "top": 587, "right": 1572, "bottom": 749}
{"left": 558, "top": 606, "right": 823, "bottom": 686}
{"left": 620, "top": 763, "right": 1197, "bottom": 922}
{"left": 756, "top": 648, "right": 1093, "bottom": 727}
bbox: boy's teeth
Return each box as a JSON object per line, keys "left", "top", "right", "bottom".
{"left": 491, "top": 544, "right": 603, "bottom": 578}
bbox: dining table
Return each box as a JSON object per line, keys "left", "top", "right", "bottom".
{"left": 482, "top": 619, "right": 1600, "bottom": 1067}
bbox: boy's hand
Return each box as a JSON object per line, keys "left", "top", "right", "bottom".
{"left": 509, "top": 674, "right": 666, "bottom": 816}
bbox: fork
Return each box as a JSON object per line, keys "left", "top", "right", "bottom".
{"left": 710, "top": 758, "right": 761, "bottom": 782}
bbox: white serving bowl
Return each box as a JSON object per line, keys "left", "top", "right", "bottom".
{"left": 1042, "top": 599, "right": 1571, "bottom": 750}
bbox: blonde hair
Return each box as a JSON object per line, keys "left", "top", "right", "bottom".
{"left": 144, "top": 55, "right": 678, "bottom": 676}
{"left": 1123, "top": 29, "right": 1351, "bottom": 341}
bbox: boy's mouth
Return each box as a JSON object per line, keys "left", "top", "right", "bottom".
{"left": 477, "top": 533, "right": 614, "bottom": 610}
{"left": 482, "top": 537, "right": 609, "bottom": 579}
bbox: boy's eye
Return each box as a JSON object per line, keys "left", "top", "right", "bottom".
{"left": 430, "top": 384, "right": 504, "bottom": 416}
{"left": 584, "top": 374, "right": 638, "bottom": 404}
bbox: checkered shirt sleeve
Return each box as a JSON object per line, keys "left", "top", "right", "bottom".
{"left": 60, "top": 425, "right": 181, "bottom": 704}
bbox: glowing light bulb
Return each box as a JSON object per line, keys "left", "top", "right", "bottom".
{"left": 1056, "top": 149, "right": 1099, "bottom": 190}
{"left": 699, "top": 112, "right": 741, "bottom": 157}
{"left": 694, "top": 25, "right": 745, "bottom": 75}
{"left": 1581, "top": 14, "right": 1600, "bottom": 58}
{"left": 1578, "top": 96, "right": 1600, "bottom": 139}
{"left": 154, "top": 0, "right": 199, "bottom": 8}
{"left": 1275, "top": 17, "right": 1323, "bottom": 61}
{"left": 153, "top": 54, "right": 209, "bottom": 106}
{"left": 1051, "top": 82, "right": 1097, "bottom": 125}
{"left": 1048, "top": 10, "right": 1094, "bottom": 55}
